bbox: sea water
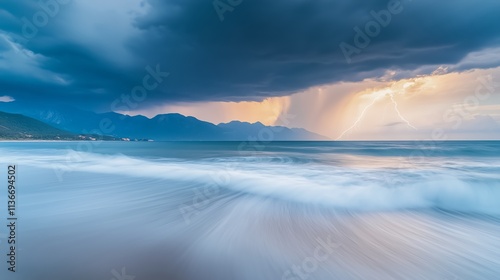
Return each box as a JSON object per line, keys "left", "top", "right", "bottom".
{"left": 0, "top": 141, "right": 499, "bottom": 279}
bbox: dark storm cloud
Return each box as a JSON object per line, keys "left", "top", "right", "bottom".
{"left": 1, "top": 0, "right": 500, "bottom": 110}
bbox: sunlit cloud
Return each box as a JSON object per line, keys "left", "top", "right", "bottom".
{"left": 305, "top": 67, "right": 500, "bottom": 140}
{"left": 121, "top": 97, "right": 291, "bottom": 126}
{"left": 117, "top": 66, "right": 499, "bottom": 140}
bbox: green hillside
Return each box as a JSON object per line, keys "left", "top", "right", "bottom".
{"left": 0, "top": 111, "right": 75, "bottom": 140}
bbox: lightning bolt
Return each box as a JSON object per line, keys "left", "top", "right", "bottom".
{"left": 389, "top": 94, "right": 416, "bottom": 130}
{"left": 335, "top": 93, "right": 384, "bottom": 140}
{"left": 336, "top": 91, "right": 417, "bottom": 140}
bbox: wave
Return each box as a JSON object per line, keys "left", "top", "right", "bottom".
{"left": 2, "top": 147, "right": 499, "bottom": 215}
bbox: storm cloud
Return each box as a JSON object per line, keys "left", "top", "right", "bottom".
{"left": 1, "top": 0, "right": 500, "bottom": 111}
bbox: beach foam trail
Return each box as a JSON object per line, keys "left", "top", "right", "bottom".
{"left": 1, "top": 142, "right": 500, "bottom": 279}
{"left": 2, "top": 147, "right": 500, "bottom": 214}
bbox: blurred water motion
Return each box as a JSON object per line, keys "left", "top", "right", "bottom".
{"left": 1, "top": 141, "right": 499, "bottom": 280}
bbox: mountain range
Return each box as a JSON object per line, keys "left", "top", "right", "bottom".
{"left": 0, "top": 103, "right": 328, "bottom": 141}
{"left": 0, "top": 111, "right": 73, "bottom": 140}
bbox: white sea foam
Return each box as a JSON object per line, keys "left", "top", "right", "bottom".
{"left": 2, "top": 144, "right": 500, "bottom": 280}
{"left": 3, "top": 148, "right": 500, "bottom": 215}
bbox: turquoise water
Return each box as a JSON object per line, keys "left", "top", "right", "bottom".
{"left": 0, "top": 141, "right": 499, "bottom": 279}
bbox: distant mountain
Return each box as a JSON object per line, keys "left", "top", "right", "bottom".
{"left": 217, "top": 121, "right": 328, "bottom": 140}
{"left": 0, "top": 111, "right": 73, "bottom": 140}
{"left": 0, "top": 103, "right": 329, "bottom": 141}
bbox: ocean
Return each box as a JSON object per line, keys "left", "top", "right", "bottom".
{"left": 0, "top": 141, "right": 499, "bottom": 279}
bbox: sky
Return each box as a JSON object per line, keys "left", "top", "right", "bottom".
{"left": 0, "top": 0, "right": 500, "bottom": 139}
